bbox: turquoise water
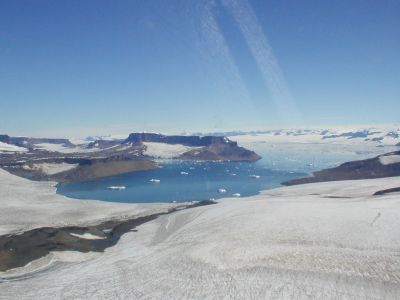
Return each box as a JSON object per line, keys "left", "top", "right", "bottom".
{"left": 57, "top": 144, "right": 379, "bottom": 203}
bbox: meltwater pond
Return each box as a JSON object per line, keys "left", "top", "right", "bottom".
{"left": 57, "top": 161, "right": 305, "bottom": 203}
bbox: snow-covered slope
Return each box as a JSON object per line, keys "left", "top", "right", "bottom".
{"left": 380, "top": 154, "right": 400, "bottom": 165}
{"left": 0, "top": 141, "right": 28, "bottom": 153}
{"left": 32, "top": 142, "right": 107, "bottom": 153}
{"left": 22, "top": 163, "right": 79, "bottom": 175}
{"left": 0, "top": 169, "right": 178, "bottom": 235}
{"left": 1, "top": 168, "right": 400, "bottom": 299}
{"left": 143, "top": 142, "right": 199, "bottom": 159}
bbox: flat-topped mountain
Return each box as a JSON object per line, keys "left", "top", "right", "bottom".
{"left": 124, "top": 133, "right": 261, "bottom": 162}
{"left": 124, "top": 133, "right": 236, "bottom": 147}
{"left": 283, "top": 151, "right": 400, "bottom": 186}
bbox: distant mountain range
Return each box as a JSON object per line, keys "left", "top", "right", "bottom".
{"left": 1, "top": 129, "right": 400, "bottom": 185}
{"left": 0, "top": 133, "right": 260, "bottom": 182}
{"left": 222, "top": 128, "right": 400, "bottom": 147}
{"left": 197, "top": 127, "right": 400, "bottom": 141}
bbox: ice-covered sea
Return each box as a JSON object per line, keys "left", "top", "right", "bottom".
{"left": 57, "top": 143, "right": 395, "bottom": 203}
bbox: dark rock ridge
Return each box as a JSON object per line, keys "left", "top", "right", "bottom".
{"left": 4, "top": 157, "right": 157, "bottom": 183}
{"left": 282, "top": 151, "right": 400, "bottom": 186}
{"left": 0, "top": 134, "right": 10, "bottom": 144}
{"left": 179, "top": 142, "right": 261, "bottom": 161}
{"left": 373, "top": 187, "right": 400, "bottom": 196}
{"left": 124, "top": 132, "right": 237, "bottom": 147}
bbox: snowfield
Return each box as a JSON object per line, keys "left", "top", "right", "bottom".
{"left": 143, "top": 142, "right": 198, "bottom": 159}
{"left": 33, "top": 142, "right": 103, "bottom": 153}
{"left": 0, "top": 169, "right": 179, "bottom": 236}
{"left": 1, "top": 168, "right": 400, "bottom": 298}
{"left": 0, "top": 141, "right": 28, "bottom": 153}
{"left": 22, "top": 163, "right": 78, "bottom": 175}
{"left": 379, "top": 154, "right": 400, "bottom": 165}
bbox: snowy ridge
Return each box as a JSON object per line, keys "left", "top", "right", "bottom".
{"left": 33, "top": 143, "right": 105, "bottom": 153}
{"left": 379, "top": 154, "right": 400, "bottom": 165}
{"left": 0, "top": 141, "right": 28, "bottom": 153}
{"left": 22, "top": 163, "right": 78, "bottom": 175}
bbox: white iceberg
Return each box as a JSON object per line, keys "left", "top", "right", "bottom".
{"left": 107, "top": 186, "right": 126, "bottom": 190}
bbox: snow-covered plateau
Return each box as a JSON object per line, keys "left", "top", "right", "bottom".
{"left": 142, "top": 142, "right": 200, "bottom": 159}
{"left": 380, "top": 154, "right": 400, "bottom": 165}
{"left": 0, "top": 142, "right": 27, "bottom": 153}
{"left": 1, "top": 167, "right": 400, "bottom": 299}
{"left": 22, "top": 163, "right": 78, "bottom": 175}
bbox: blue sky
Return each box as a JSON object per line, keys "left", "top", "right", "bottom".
{"left": 0, "top": 0, "right": 399, "bottom": 137}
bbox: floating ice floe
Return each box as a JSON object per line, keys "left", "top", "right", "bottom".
{"left": 218, "top": 188, "right": 227, "bottom": 193}
{"left": 232, "top": 193, "right": 241, "bottom": 197}
{"left": 230, "top": 173, "right": 237, "bottom": 176}
{"left": 180, "top": 171, "right": 189, "bottom": 175}
{"left": 107, "top": 186, "right": 126, "bottom": 190}
{"left": 149, "top": 179, "right": 161, "bottom": 183}
{"left": 249, "top": 175, "right": 261, "bottom": 179}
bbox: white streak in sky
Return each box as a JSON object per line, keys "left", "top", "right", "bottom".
{"left": 198, "top": 1, "right": 250, "bottom": 101}
{"left": 222, "top": 0, "right": 302, "bottom": 125}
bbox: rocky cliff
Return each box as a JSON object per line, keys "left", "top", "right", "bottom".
{"left": 124, "top": 133, "right": 237, "bottom": 147}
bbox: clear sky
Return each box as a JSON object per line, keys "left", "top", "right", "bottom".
{"left": 0, "top": 0, "right": 399, "bottom": 137}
